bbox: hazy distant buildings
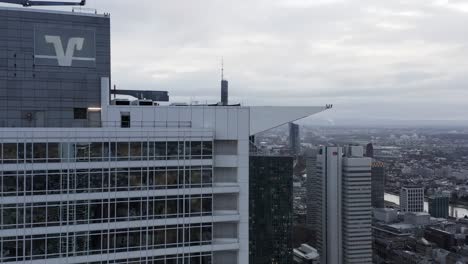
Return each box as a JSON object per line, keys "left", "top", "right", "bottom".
{"left": 289, "top": 122, "right": 300, "bottom": 155}
{"left": 249, "top": 155, "right": 294, "bottom": 264}
{"left": 311, "top": 145, "right": 372, "bottom": 264}
{"left": 400, "top": 186, "right": 425, "bottom": 213}
{"left": 371, "top": 161, "right": 386, "bottom": 208}
{"left": 429, "top": 195, "right": 450, "bottom": 219}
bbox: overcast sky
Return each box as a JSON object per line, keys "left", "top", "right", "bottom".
{"left": 4, "top": 0, "right": 468, "bottom": 123}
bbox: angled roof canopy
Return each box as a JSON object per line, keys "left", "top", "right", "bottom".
{"left": 249, "top": 106, "right": 327, "bottom": 135}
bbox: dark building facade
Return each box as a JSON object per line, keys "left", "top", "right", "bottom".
{"left": 305, "top": 149, "right": 319, "bottom": 246}
{"left": 289, "top": 122, "right": 300, "bottom": 155}
{"left": 249, "top": 155, "right": 294, "bottom": 264}
{"left": 372, "top": 161, "right": 385, "bottom": 208}
{"left": 0, "top": 7, "right": 110, "bottom": 127}
{"left": 428, "top": 195, "right": 449, "bottom": 218}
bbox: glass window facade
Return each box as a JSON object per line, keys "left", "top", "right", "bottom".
{"left": 0, "top": 138, "right": 217, "bottom": 263}
{"left": 0, "top": 166, "right": 213, "bottom": 196}
{"left": 0, "top": 224, "right": 212, "bottom": 262}
{"left": 0, "top": 141, "right": 213, "bottom": 164}
{"left": 0, "top": 195, "right": 213, "bottom": 229}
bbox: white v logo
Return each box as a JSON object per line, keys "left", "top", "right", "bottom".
{"left": 45, "top": 36, "right": 85, "bottom": 66}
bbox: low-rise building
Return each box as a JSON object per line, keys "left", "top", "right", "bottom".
{"left": 404, "top": 212, "right": 431, "bottom": 226}
{"left": 293, "top": 244, "right": 320, "bottom": 264}
{"left": 374, "top": 208, "right": 398, "bottom": 223}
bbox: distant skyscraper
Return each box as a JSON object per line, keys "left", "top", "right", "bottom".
{"left": 366, "top": 143, "right": 374, "bottom": 158}
{"left": 400, "top": 186, "right": 425, "bottom": 213}
{"left": 429, "top": 195, "right": 449, "bottom": 218}
{"left": 289, "top": 122, "right": 300, "bottom": 155}
{"left": 221, "top": 79, "right": 229, "bottom": 105}
{"left": 221, "top": 59, "right": 229, "bottom": 106}
{"left": 311, "top": 145, "right": 372, "bottom": 264}
{"left": 371, "top": 161, "right": 385, "bottom": 208}
{"left": 249, "top": 155, "right": 294, "bottom": 264}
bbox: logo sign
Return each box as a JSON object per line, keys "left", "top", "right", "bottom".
{"left": 34, "top": 27, "right": 96, "bottom": 67}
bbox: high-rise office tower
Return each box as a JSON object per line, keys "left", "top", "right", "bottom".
{"left": 400, "top": 186, "right": 425, "bottom": 213}
{"left": 371, "top": 161, "right": 385, "bottom": 208}
{"left": 289, "top": 122, "right": 300, "bottom": 155}
{"left": 249, "top": 155, "right": 294, "bottom": 264}
{"left": 365, "top": 143, "right": 374, "bottom": 158}
{"left": 429, "top": 195, "right": 449, "bottom": 218}
{"left": 305, "top": 149, "right": 319, "bottom": 245}
{"left": 311, "top": 145, "right": 372, "bottom": 264}
{"left": 0, "top": 6, "right": 328, "bottom": 263}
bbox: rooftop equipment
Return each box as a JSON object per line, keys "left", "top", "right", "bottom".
{"left": 111, "top": 99, "right": 130, "bottom": 106}
{"left": 131, "top": 99, "right": 153, "bottom": 106}
{"left": 111, "top": 89, "right": 169, "bottom": 102}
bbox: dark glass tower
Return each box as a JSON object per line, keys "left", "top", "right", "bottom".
{"left": 249, "top": 155, "right": 294, "bottom": 264}
{"left": 371, "top": 161, "right": 385, "bottom": 208}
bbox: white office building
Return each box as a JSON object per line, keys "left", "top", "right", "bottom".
{"left": 312, "top": 145, "right": 372, "bottom": 264}
{"left": 0, "top": 77, "right": 326, "bottom": 264}
{"left": 400, "top": 186, "right": 425, "bottom": 213}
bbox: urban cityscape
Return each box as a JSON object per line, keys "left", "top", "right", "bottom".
{"left": 0, "top": 1, "right": 468, "bottom": 264}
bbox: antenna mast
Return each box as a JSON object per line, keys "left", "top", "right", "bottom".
{"left": 220, "top": 58, "right": 229, "bottom": 106}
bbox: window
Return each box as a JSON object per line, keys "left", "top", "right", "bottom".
{"left": 116, "top": 142, "right": 129, "bottom": 161}
{"left": 3, "top": 143, "right": 17, "bottom": 163}
{"left": 191, "top": 169, "right": 202, "bottom": 187}
{"left": 167, "top": 171, "right": 178, "bottom": 188}
{"left": 129, "top": 142, "right": 143, "bottom": 160}
{"left": 33, "top": 143, "right": 47, "bottom": 162}
{"left": 167, "top": 142, "right": 179, "bottom": 159}
{"left": 191, "top": 142, "right": 202, "bottom": 158}
{"left": 154, "top": 142, "right": 166, "bottom": 160}
{"left": 74, "top": 108, "right": 87, "bottom": 120}
{"left": 47, "top": 143, "right": 60, "bottom": 162}
{"left": 202, "top": 141, "right": 213, "bottom": 157}
{"left": 190, "top": 198, "right": 202, "bottom": 214}
{"left": 90, "top": 142, "right": 103, "bottom": 161}
{"left": 121, "top": 113, "right": 130, "bottom": 128}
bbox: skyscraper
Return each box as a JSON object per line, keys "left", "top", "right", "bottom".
{"left": 400, "top": 186, "right": 425, "bottom": 213}
{"left": 311, "top": 145, "right": 372, "bottom": 264}
{"left": 429, "top": 195, "right": 449, "bottom": 218}
{"left": 371, "top": 161, "right": 385, "bottom": 208}
{"left": 365, "top": 143, "right": 374, "bottom": 158}
{"left": 289, "top": 122, "right": 300, "bottom": 155}
{"left": 0, "top": 5, "right": 329, "bottom": 264}
{"left": 221, "top": 79, "right": 229, "bottom": 105}
{"left": 306, "top": 149, "right": 319, "bottom": 245}
{"left": 249, "top": 155, "right": 294, "bottom": 264}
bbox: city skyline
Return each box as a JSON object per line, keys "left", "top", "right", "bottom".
{"left": 0, "top": 0, "right": 467, "bottom": 122}
{"left": 1, "top": 1, "right": 468, "bottom": 263}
